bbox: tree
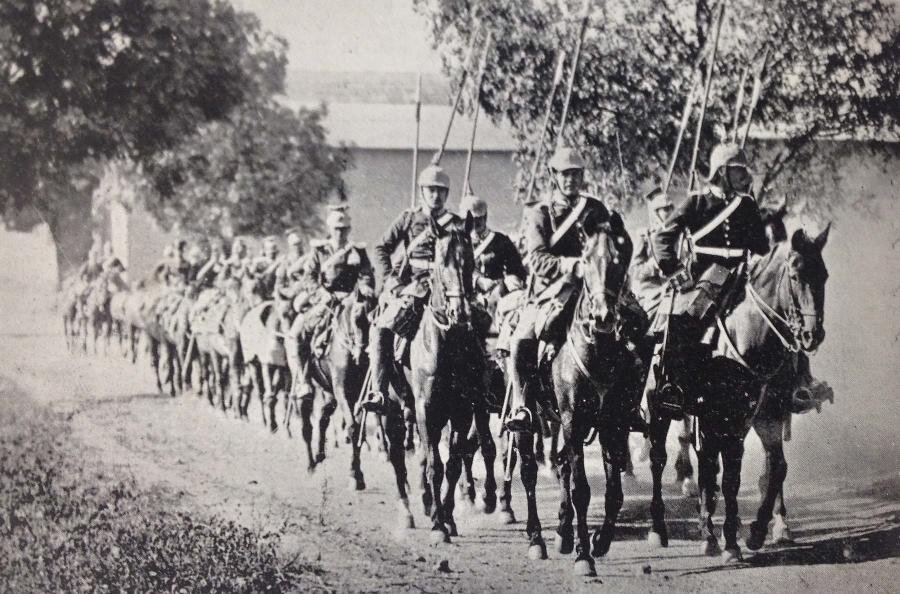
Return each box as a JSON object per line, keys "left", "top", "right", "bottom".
{"left": 413, "top": 0, "right": 899, "bottom": 215}
{"left": 0, "top": 0, "right": 280, "bottom": 278}
{"left": 143, "top": 100, "right": 350, "bottom": 240}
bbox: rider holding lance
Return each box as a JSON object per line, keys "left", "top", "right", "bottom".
{"left": 505, "top": 147, "right": 633, "bottom": 431}
{"left": 361, "top": 164, "right": 466, "bottom": 414}
{"left": 650, "top": 143, "right": 769, "bottom": 412}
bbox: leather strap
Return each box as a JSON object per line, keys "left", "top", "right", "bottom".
{"left": 691, "top": 194, "right": 744, "bottom": 242}
{"left": 473, "top": 231, "right": 496, "bottom": 259}
{"left": 549, "top": 196, "right": 588, "bottom": 248}
{"left": 694, "top": 246, "right": 746, "bottom": 259}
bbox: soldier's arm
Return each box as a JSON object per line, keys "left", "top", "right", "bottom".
{"left": 523, "top": 205, "right": 564, "bottom": 279}
{"left": 307, "top": 247, "right": 324, "bottom": 286}
{"left": 746, "top": 200, "right": 771, "bottom": 256}
{"left": 651, "top": 195, "right": 698, "bottom": 276}
{"left": 373, "top": 211, "right": 408, "bottom": 280}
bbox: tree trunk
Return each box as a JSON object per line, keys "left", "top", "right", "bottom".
{"left": 45, "top": 194, "right": 93, "bottom": 288}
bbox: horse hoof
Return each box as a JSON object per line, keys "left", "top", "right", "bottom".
{"left": 499, "top": 509, "right": 516, "bottom": 525}
{"left": 528, "top": 542, "right": 547, "bottom": 560}
{"left": 682, "top": 477, "right": 699, "bottom": 497}
{"left": 591, "top": 525, "right": 614, "bottom": 558}
{"left": 555, "top": 531, "right": 574, "bottom": 555}
{"left": 722, "top": 546, "right": 743, "bottom": 563}
{"left": 647, "top": 531, "right": 667, "bottom": 549}
{"left": 314, "top": 452, "right": 326, "bottom": 464}
{"left": 746, "top": 522, "right": 767, "bottom": 551}
{"left": 396, "top": 513, "right": 415, "bottom": 531}
{"left": 772, "top": 516, "right": 794, "bottom": 544}
{"left": 445, "top": 520, "right": 458, "bottom": 538}
{"left": 479, "top": 495, "right": 497, "bottom": 515}
{"left": 429, "top": 528, "right": 450, "bottom": 545}
{"left": 573, "top": 557, "right": 596, "bottom": 577}
{"left": 700, "top": 537, "right": 721, "bottom": 557}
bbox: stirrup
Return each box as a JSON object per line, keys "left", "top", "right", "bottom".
{"left": 504, "top": 406, "right": 533, "bottom": 432}
{"left": 655, "top": 381, "right": 685, "bottom": 420}
{"left": 361, "top": 391, "right": 388, "bottom": 414}
{"left": 627, "top": 409, "right": 649, "bottom": 435}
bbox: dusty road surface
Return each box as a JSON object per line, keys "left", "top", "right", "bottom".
{"left": 2, "top": 323, "right": 897, "bottom": 592}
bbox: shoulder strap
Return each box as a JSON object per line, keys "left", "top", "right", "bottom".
{"left": 473, "top": 231, "right": 496, "bottom": 259}
{"left": 692, "top": 194, "right": 744, "bottom": 242}
{"left": 549, "top": 196, "right": 588, "bottom": 248}
{"left": 407, "top": 211, "right": 453, "bottom": 252}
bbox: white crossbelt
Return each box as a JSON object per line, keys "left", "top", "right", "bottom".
{"left": 693, "top": 246, "right": 746, "bottom": 259}
{"left": 549, "top": 196, "right": 588, "bottom": 248}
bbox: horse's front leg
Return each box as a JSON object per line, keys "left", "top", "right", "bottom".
{"left": 516, "top": 428, "right": 547, "bottom": 560}
{"left": 674, "top": 415, "right": 698, "bottom": 496}
{"left": 697, "top": 434, "right": 722, "bottom": 557}
{"left": 647, "top": 413, "right": 672, "bottom": 548}
{"left": 443, "top": 415, "right": 473, "bottom": 538}
{"left": 567, "top": 422, "right": 596, "bottom": 577}
{"left": 555, "top": 427, "right": 574, "bottom": 555}
{"left": 748, "top": 417, "right": 788, "bottom": 550}
{"left": 472, "top": 399, "right": 497, "bottom": 513}
{"left": 499, "top": 431, "right": 517, "bottom": 524}
{"left": 316, "top": 392, "right": 338, "bottom": 465}
{"left": 721, "top": 436, "right": 745, "bottom": 562}
{"left": 384, "top": 399, "right": 414, "bottom": 532}
{"left": 592, "top": 428, "right": 626, "bottom": 559}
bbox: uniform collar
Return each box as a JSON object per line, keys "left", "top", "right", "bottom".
{"left": 418, "top": 205, "right": 448, "bottom": 220}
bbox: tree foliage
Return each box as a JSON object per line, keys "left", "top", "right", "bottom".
{"left": 414, "top": 0, "right": 899, "bottom": 214}
{"left": 145, "top": 101, "right": 349, "bottom": 239}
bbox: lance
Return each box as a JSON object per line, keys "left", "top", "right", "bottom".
{"left": 461, "top": 32, "right": 494, "bottom": 198}
{"left": 521, "top": 50, "right": 567, "bottom": 205}
{"left": 432, "top": 25, "right": 482, "bottom": 166}
{"left": 662, "top": 70, "right": 701, "bottom": 196}
{"left": 686, "top": 1, "right": 726, "bottom": 191}
{"left": 740, "top": 47, "right": 771, "bottom": 149}
{"left": 410, "top": 73, "right": 422, "bottom": 208}
{"left": 555, "top": 0, "right": 592, "bottom": 149}
{"left": 730, "top": 65, "right": 750, "bottom": 142}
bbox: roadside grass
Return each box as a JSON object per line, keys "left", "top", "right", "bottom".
{"left": 0, "top": 381, "right": 328, "bottom": 593}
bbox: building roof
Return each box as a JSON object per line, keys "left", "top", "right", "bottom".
{"left": 279, "top": 99, "right": 520, "bottom": 152}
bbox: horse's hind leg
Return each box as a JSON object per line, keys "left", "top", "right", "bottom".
{"left": 556, "top": 441, "right": 574, "bottom": 555}
{"left": 150, "top": 339, "right": 163, "bottom": 393}
{"left": 299, "top": 393, "right": 316, "bottom": 472}
{"left": 499, "top": 433, "right": 517, "bottom": 524}
{"left": 748, "top": 417, "right": 788, "bottom": 550}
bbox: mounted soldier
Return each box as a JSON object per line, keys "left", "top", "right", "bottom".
{"left": 630, "top": 176, "right": 674, "bottom": 319}
{"left": 166, "top": 239, "right": 193, "bottom": 288}
{"left": 649, "top": 142, "right": 769, "bottom": 415}
{"left": 288, "top": 207, "right": 375, "bottom": 398}
{"left": 459, "top": 194, "right": 527, "bottom": 313}
{"left": 194, "top": 237, "right": 227, "bottom": 291}
{"left": 360, "top": 164, "right": 465, "bottom": 414}
{"left": 245, "top": 236, "right": 281, "bottom": 301}
{"left": 505, "top": 147, "right": 633, "bottom": 431}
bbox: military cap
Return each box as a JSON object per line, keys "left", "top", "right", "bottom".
{"left": 707, "top": 143, "right": 750, "bottom": 181}
{"left": 458, "top": 194, "right": 488, "bottom": 218}
{"left": 417, "top": 165, "right": 451, "bottom": 189}
{"left": 547, "top": 147, "right": 586, "bottom": 172}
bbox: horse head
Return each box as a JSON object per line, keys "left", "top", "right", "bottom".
{"left": 577, "top": 210, "right": 632, "bottom": 331}
{"left": 429, "top": 213, "right": 475, "bottom": 329}
{"left": 787, "top": 224, "right": 830, "bottom": 351}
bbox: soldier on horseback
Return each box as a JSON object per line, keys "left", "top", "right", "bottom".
{"left": 166, "top": 239, "right": 193, "bottom": 287}
{"left": 631, "top": 176, "right": 674, "bottom": 319}
{"left": 361, "top": 164, "right": 464, "bottom": 414}
{"left": 649, "top": 142, "right": 769, "bottom": 415}
{"left": 288, "top": 206, "right": 375, "bottom": 398}
{"left": 505, "top": 147, "right": 632, "bottom": 431}
{"left": 459, "top": 194, "right": 527, "bottom": 312}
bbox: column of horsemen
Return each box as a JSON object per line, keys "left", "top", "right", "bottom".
{"left": 62, "top": 137, "right": 836, "bottom": 571}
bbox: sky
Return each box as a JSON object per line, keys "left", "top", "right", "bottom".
{"left": 233, "top": 0, "right": 444, "bottom": 73}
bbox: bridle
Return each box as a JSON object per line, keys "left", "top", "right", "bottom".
{"left": 428, "top": 231, "right": 471, "bottom": 332}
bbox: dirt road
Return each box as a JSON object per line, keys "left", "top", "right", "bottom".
{"left": 2, "top": 320, "right": 897, "bottom": 593}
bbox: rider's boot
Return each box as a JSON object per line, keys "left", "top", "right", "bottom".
{"left": 361, "top": 325, "right": 393, "bottom": 414}
{"left": 504, "top": 337, "right": 538, "bottom": 432}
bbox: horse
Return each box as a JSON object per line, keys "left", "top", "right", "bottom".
{"left": 84, "top": 276, "right": 114, "bottom": 355}
{"left": 408, "top": 214, "right": 488, "bottom": 543}
{"left": 291, "top": 289, "right": 374, "bottom": 484}
{"left": 509, "top": 210, "right": 636, "bottom": 575}
{"left": 646, "top": 225, "right": 831, "bottom": 562}
{"left": 61, "top": 277, "right": 87, "bottom": 353}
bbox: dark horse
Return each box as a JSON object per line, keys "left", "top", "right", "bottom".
{"left": 647, "top": 226, "right": 830, "bottom": 562}
{"left": 296, "top": 290, "right": 374, "bottom": 486}
{"left": 510, "top": 211, "right": 636, "bottom": 576}
{"left": 410, "top": 214, "right": 486, "bottom": 543}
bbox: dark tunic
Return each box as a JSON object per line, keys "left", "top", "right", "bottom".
{"left": 472, "top": 230, "right": 527, "bottom": 284}
{"left": 374, "top": 207, "right": 463, "bottom": 283}
{"left": 308, "top": 241, "right": 375, "bottom": 294}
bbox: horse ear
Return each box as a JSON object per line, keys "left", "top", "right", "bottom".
{"left": 790, "top": 228, "right": 808, "bottom": 252}
{"left": 814, "top": 222, "right": 831, "bottom": 250}
{"left": 464, "top": 212, "right": 474, "bottom": 235}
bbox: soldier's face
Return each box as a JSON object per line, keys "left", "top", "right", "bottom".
{"left": 725, "top": 164, "right": 752, "bottom": 193}
{"left": 472, "top": 215, "right": 487, "bottom": 234}
{"left": 420, "top": 186, "right": 448, "bottom": 211}
{"left": 330, "top": 225, "right": 350, "bottom": 242}
{"left": 554, "top": 168, "right": 584, "bottom": 198}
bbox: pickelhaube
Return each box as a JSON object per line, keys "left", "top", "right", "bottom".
{"left": 707, "top": 143, "right": 749, "bottom": 182}
{"left": 417, "top": 164, "right": 451, "bottom": 189}
{"left": 458, "top": 194, "right": 488, "bottom": 218}
{"left": 547, "top": 147, "right": 586, "bottom": 172}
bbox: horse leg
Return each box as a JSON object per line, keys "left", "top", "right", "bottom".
{"left": 592, "top": 433, "right": 625, "bottom": 559}
{"left": 261, "top": 363, "right": 278, "bottom": 433}
{"left": 443, "top": 416, "right": 472, "bottom": 538}
{"left": 568, "top": 426, "right": 596, "bottom": 577}
{"left": 385, "top": 402, "right": 414, "bottom": 531}
{"left": 648, "top": 415, "right": 671, "bottom": 547}
{"left": 697, "top": 435, "right": 722, "bottom": 557}
{"left": 472, "top": 400, "right": 497, "bottom": 513}
{"left": 674, "top": 415, "right": 698, "bottom": 496}
{"left": 517, "top": 429, "right": 547, "bottom": 560}
{"left": 748, "top": 418, "right": 788, "bottom": 550}
{"left": 417, "top": 397, "right": 450, "bottom": 543}
{"left": 299, "top": 393, "right": 316, "bottom": 470}
{"left": 316, "top": 392, "right": 337, "bottom": 464}
{"left": 555, "top": 438, "right": 574, "bottom": 555}
{"left": 499, "top": 432, "right": 517, "bottom": 524}
{"left": 167, "top": 343, "right": 179, "bottom": 397}
{"left": 721, "top": 436, "right": 745, "bottom": 562}
{"left": 150, "top": 339, "right": 163, "bottom": 393}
